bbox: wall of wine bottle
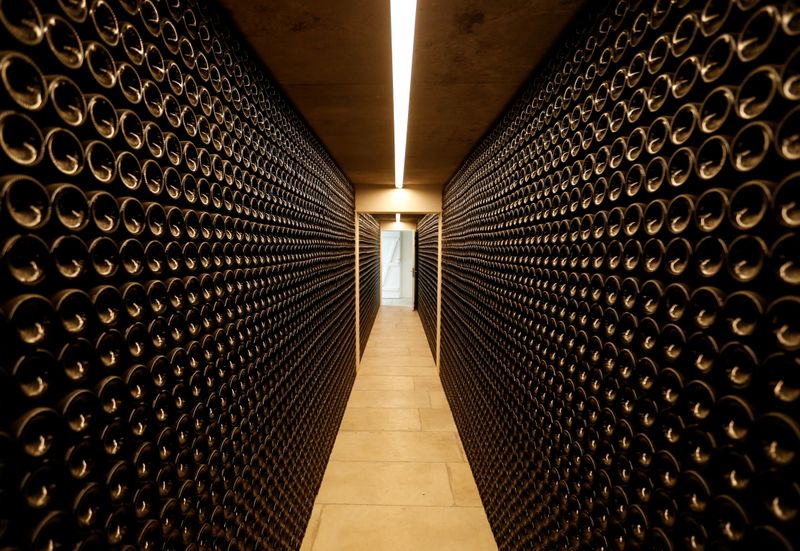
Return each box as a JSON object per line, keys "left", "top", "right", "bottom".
{"left": 0, "top": 0, "right": 356, "bottom": 549}
{"left": 416, "top": 214, "right": 439, "bottom": 359}
{"left": 358, "top": 213, "right": 380, "bottom": 358}
{"left": 440, "top": 0, "right": 800, "bottom": 549}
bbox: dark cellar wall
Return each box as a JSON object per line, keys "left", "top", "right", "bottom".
{"left": 417, "top": 214, "right": 439, "bottom": 359}
{"left": 441, "top": 1, "right": 799, "bottom": 549}
{"left": 358, "top": 213, "right": 380, "bottom": 357}
{"left": 0, "top": 0, "right": 355, "bottom": 549}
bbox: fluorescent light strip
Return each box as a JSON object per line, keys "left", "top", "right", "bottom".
{"left": 390, "top": 0, "right": 418, "bottom": 189}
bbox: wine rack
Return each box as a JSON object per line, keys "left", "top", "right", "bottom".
{"left": 0, "top": 0, "right": 355, "bottom": 549}
{"left": 440, "top": 1, "right": 800, "bottom": 549}
{"left": 358, "top": 213, "right": 380, "bottom": 358}
{"left": 417, "top": 213, "right": 438, "bottom": 359}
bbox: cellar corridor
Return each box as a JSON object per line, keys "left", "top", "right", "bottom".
{"left": 300, "top": 308, "right": 495, "bottom": 551}
{"left": 1, "top": 0, "right": 799, "bottom": 549}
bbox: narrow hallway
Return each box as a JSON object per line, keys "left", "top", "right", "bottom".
{"left": 301, "top": 308, "right": 496, "bottom": 550}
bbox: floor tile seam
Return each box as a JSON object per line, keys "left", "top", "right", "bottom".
{"left": 357, "top": 366, "right": 436, "bottom": 369}
{"left": 353, "top": 373, "right": 415, "bottom": 382}
{"left": 337, "top": 422, "right": 426, "bottom": 430}
{"left": 336, "top": 424, "right": 428, "bottom": 430}
{"left": 323, "top": 459, "right": 452, "bottom": 465}
{"left": 358, "top": 360, "right": 436, "bottom": 363}
{"left": 363, "top": 341, "right": 428, "bottom": 343}
{"left": 350, "top": 390, "right": 418, "bottom": 393}
{"left": 351, "top": 387, "right": 418, "bottom": 391}
{"left": 344, "top": 406, "right": 445, "bottom": 411}
{"left": 348, "top": 399, "right": 443, "bottom": 409}
{"left": 345, "top": 406, "right": 433, "bottom": 410}
{"left": 312, "top": 503, "right": 485, "bottom": 510}
{"left": 367, "top": 336, "right": 426, "bottom": 340}
{"left": 320, "top": 503, "right": 483, "bottom": 512}
{"left": 322, "top": 459, "right": 468, "bottom": 464}
{"left": 363, "top": 341, "right": 417, "bottom": 344}
{"left": 363, "top": 336, "right": 417, "bottom": 339}
{"left": 357, "top": 365, "right": 435, "bottom": 367}
{"left": 336, "top": 429, "right": 428, "bottom": 433}
{"left": 353, "top": 384, "right": 430, "bottom": 392}
{"left": 360, "top": 352, "right": 416, "bottom": 356}
{"left": 358, "top": 366, "right": 437, "bottom": 370}
{"left": 360, "top": 352, "right": 418, "bottom": 356}
{"left": 360, "top": 351, "right": 433, "bottom": 355}
{"left": 354, "top": 374, "right": 417, "bottom": 378}
{"left": 364, "top": 348, "right": 423, "bottom": 356}
{"left": 350, "top": 389, "right": 419, "bottom": 393}
{"left": 360, "top": 356, "right": 424, "bottom": 359}
{"left": 350, "top": 385, "right": 427, "bottom": 389}
{"left": 359, "top": 358, "right": 426, "bottom": 361}
{"left": 314, "top": 501, "right": 485, "bottom": 510}
{"left": 366, "top": 336, "right": 427, "bottom": 339}
{"left": 345, "top": 403, "right": 449, "bottom": 410}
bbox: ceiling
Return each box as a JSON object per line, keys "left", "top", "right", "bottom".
{"left": 217, "top": 0, "right": 585, "bottom": 187}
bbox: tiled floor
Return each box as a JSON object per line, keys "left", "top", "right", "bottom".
{"left": 301, "top": 307, "right": 497, "bottom": 551}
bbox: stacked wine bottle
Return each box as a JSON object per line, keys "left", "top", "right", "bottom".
{"left": 358, "top": 214, "right": 380, "bottom": 358}
{"left": 416, "top": 214, "right": 438, "bottom": 359}
{"left": 441, "top": 0, "right": 800, "bottom": 549}
{"left": 0, "top": 0, "right": 355, "bottom": 549}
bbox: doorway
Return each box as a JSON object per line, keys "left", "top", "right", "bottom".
{"left": 381, "top": 230, "right": 415, "bottom": 307}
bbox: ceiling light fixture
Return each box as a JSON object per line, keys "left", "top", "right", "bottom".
{"left": 390, "top": 0, "right": 418, "bottom": 189}
{"left": 396, "top": 213, "right": 401, "bottom": 223}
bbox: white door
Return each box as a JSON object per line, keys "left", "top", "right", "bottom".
{"left": 382, "top": 231, "right": 401, "bottom": 299}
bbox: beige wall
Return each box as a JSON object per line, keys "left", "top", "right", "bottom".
{"left": 355, "top": 185, "right": 442, "bottom": 213}
{"left": 379, "top": 220, "right": 417, "bottom": 231}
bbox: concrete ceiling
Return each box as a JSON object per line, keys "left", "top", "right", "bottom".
{"left": 217, "top": 0, "right": 585, "bottom": 186}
